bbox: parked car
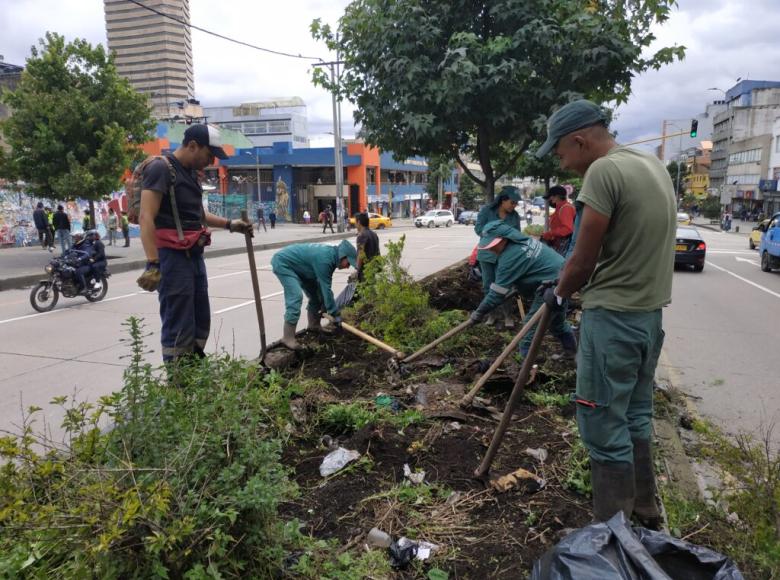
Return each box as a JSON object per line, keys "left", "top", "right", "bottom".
{"left": 759, "top": 212, "right": 780, "bottom": 272}
{"left": 532, "top": 196, "right": 546, "bottom": 208}
{"left": 348, "top": 212, "right": 392, "bottom": 229}
{"left": 750, "top": 219, "right": 770, "bottom": 250}
{"left": 458, "top": 210, "right": 478, "bottom": 225}
{"left": 674, "top": 226, "right": 706, "bottom": 272}
{"left": 415, "top": 210, "right": 454, "bottom": 228}
{"left": 676, "top": 212, "right": 692, "bottom": 225}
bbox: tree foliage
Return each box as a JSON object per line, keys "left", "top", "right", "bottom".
{"left": 312, "top": 0, "right": 684, "bottom": 200}
{"left": 0, "top": 33, "right": 154, "bottom": 201}
{"left": 666, "top": 160, "right": 689, "bottom": 197}
{"left": 458, "top": 173, "right": 484, "bottom": 210}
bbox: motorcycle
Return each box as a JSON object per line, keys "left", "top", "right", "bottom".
{"left": 29, "top": 249, "right": 110, "bottom": 312}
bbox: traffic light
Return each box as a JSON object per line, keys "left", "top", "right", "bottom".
{"left": 690, "top": 119, "right": 698, "bottom": 138}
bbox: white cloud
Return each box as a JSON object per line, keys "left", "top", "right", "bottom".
{"left": 3, "top": 0, "right": 778, "bottom": 152}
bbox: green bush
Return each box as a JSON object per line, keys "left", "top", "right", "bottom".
{"left": 0, "top": 318, "right": 302, "bottom": 578}
{"left": 523, "top": 224, "right": 544, "bottom": 237}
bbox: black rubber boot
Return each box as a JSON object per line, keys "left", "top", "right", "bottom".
{"left": 591, "top": 459, "right": 635, "bottom": 522}
{"left": 307, "top": 310, "right": 322, "bottom": 331}
{"left": 632, "top": 438, "right": 662, "bottom": 529}
{"left": 282, "top": 322, "right": 301, "bottom": 350}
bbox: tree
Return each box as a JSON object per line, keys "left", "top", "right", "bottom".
{"left": 425, "top": 154, "right": 454, "bottom": 207}
{"left": 0, "top": 33, "right": 155, "bottom": 224}
{"left": 666, "top": 160, "right": 689, "bottom": 197}
{"left": 457, "top": 173, "right": 484, "bottom": 210}
{"left": 312, "top": 1, "right": 684, "bottom": 201}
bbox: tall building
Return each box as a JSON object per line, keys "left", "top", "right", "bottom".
{"left": 203, "top": 99, "right": 310, "bottom": 148}
{"left": 104, "top": 0, "right": 196, "bottom": 118}
{"left": 0, "top": 57, "right": 24, "bottom": 152}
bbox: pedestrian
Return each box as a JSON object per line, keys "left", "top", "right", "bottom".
{"left": 303, "top": 209, "right": 311, "bottom": 224}
{"left": 474, "top": 185, "right": 522, "bottom": 327}
{"left": 271, "top": 239, "right": 357, "bottom": 350}
{"left": 107, "top": 207, "right": 118, "bottom": 246}
{"left": 535, "top": 99, "right": 675, "bottom": 527}
{"left": 322, "top": 205, "right": 335, "bottom": 234}
{"left": 82, "top": 209, "right": 92, "bottom": 231}
{"left": 33, "top": 202, "right": 51, "bottom": 250}
{"left": 541, "top": 185, "right": 576, "bottom": 256}
{"left": 53, "top": 204, "right": 72, "bottom": 255}
{"left": 45, "top": 206, "right": 56, "bottom": 249}
{"left": 121, "top": 212, "right": 130, "bottom": 247}
{"left": 469, "top": 220, "right": 576, "bottom": 356}
{"left": 269, "top": 210, "right": 276, "bottom": 229}
{"left": 355, "top": 212, "right": 380, "bottom": 281}
{"left": 256, "top": 205, "right": 267, "bottom": 232}
{"left": 135, "top": 124, "right": 252, "bottom": 367}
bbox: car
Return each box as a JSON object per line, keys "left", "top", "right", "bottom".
{"left": 759, "top": 212, "right": 780, "bottom": 272}
{"left": 676, "top": 212, "right": 691, "bottom": 225}
{"left": 674, "top": 226, "right": 706, "bottom": 272}
{"left": 532, "top": 196, "right": 546, "bottom": 208}
{"left": 750, "top": 219, "right": 770, "bottom": 250}
{"left": 458, "top": 210, "right": 478, "bottom": 225}
{"left": 348, "top": 212, "right": 392, "bottom": 229}
{"left": 415, "top": 209, "right": 454, "bottom": 228}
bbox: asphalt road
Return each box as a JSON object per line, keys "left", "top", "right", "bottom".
{"left": 659, "top": 226, "right": 780, "bottom": 444}
{"left": 0, "top": 224, "right": 477, "bottom": 438}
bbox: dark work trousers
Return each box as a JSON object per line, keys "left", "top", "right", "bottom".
{"left": 158, "top": 246, "right": 210, "bottom": 363}
{"left": 323, "top": 220, "right": 334, "bottom": 234}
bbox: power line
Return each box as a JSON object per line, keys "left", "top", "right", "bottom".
{"left": 124, "top": 0, "right": 323, "bottom": 62}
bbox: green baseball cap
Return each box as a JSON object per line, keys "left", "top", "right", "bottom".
{"left": 337, "top": 239, "right": 358, "bottom": 268}
{"left": 535, "top": 99, "right": 608, "bottom": 159}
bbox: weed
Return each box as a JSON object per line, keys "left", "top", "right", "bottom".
{"left": 428, "top": 363, "right": 456, "bottom": 381}
{"left": 564, "top": 436, "right": 592, "bottom": 497}
{"left": 318, "top": 401, "right": 424, "bottom": 435}
{"left": 523, "top": 224, "right": 544, "bottom": 237}
{"left": 524, "top": 510, "right": 539, "bottom": 527}
{"left": 292, "top": 541, "right": 392, "bottom": 579}
{"left": 527, "top": 389, "right": 570, "bottom": 408}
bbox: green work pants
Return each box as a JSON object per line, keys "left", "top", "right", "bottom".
{"left": 520, "top": 292, "right": 571, "bottom": 352}
{"left": 575, "top": 308, "right": 665, "bottom": 464}
{"left": 273, "top": 268, "right": 324, "bottom": 324}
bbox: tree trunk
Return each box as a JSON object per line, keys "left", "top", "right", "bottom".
{"left": 477, "top": 127, "right": 495, "bottom": 202}
{"left": 89, "top": 200, "right": 96, "bottom": 233}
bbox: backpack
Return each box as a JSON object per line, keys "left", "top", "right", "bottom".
{"left": 126, "top": 155, "right": 184, "bottom": 242}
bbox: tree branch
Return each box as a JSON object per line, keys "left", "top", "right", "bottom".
{"left": 453, "top": 153, "right": 485, "bottom": 188}
{"left": 494, "top": 137, "right": 530, "bottom": 182}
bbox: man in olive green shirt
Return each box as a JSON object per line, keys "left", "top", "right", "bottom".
{"left": 536, "top": 100, "right": 676, "bottom": 527}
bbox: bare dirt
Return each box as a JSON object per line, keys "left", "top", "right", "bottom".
{"left": 273, "top": 265, "right": 591, "bottom": 578}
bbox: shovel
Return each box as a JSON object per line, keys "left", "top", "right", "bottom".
{"left": 240, "top": 210, "right": 267, "bottom": 362}
{"left": 474, "top": 304, "right": 551, "bottom": 479}
{"left": 323, "top": 313, "right": 405, "bottom": 359}
{"left": 459, "top": 306, "right": 545, "bottom": 409}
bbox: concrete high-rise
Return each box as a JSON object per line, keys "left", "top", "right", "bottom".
{"left": 104, "top": 0, "right": 196, "bottom": 118}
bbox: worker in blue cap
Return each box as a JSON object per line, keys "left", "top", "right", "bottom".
{"left": 474, "top": 185, "right": 523, "bottom": 327}
{"left": 469, "top": 220, "right": 577, "bottom": 357}
{"left": 536, "top": 99, "right": 675, "bottom": 527}
{"left": 271, "top": 239, "right": 357, "bottom": 350}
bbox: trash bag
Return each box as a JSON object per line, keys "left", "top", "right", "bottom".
{"left": 530, "top": 512, "right": 743, "bottom": 580}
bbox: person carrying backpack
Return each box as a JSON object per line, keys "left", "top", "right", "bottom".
{"left": 134, "top": 124, "right": 252, "bottom": 366}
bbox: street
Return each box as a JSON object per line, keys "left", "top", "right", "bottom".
{"left": 660, "top": 225, "right": 780, "bottom": 444}
{"left": 0, "top": 224, "right": 476, "bottom": 437}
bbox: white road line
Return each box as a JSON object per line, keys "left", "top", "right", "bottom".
{"left": 425, "top": 244, "right": 441, "bottom": 250}
{"left": 708, "top": 250, "right": 757, "bottom": 255}
{"left": 734, "top": 256, "right": 759, "bottom": 266}
{"left": 213, "top": 291, "right": 283, "bottom": 315}
{"left": 708, "top": 262, "right": 780, "bottom": 300}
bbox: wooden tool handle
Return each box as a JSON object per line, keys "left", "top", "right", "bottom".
{"left": 402, "top": 318, "right": 474, "bottom": 364}
{"left": 324, "top": 314, "right": 405, "bottom": 359}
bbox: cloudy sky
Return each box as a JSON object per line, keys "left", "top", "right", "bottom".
{"left": 3, "top": 0, "right": 780, "bottom": 153}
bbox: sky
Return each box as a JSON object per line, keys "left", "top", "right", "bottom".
{"left": 3, "top": 0, "right": 780, "bottom": 153}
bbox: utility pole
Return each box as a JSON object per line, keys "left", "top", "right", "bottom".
{"left": 316, "top": 58, "right": 347, "bottom": 232}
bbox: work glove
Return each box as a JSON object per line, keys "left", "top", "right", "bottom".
{"left": 347, "top": 271, "right": 358, "bottom": 283}
{"left": 536, "top": 279, "right": 563, "bottom": 311}
{"left": 228, "top": 219, "right": 253, "bottom": 235}
{"left": 137, "top": 261, "right": 161, "bottom": 292}
{"left": 469, "top": 309, "right": 486, "bottom": 323}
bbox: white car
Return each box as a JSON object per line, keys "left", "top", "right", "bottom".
{"left": 415, "top": 210, "right": 455, "bottom": 228}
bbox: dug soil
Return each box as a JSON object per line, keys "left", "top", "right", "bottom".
{"left": 275, "top": 263, "right": 591, "bottom": 578}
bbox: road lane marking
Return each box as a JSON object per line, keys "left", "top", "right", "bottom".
{"left": 708, "top": 262, "right": 780, "bottom": 300}
{"left": 708, "top": 250, "right": 757, "bottom": 255}
{"left": 213, "top": 291, "right": 284, "bottom": 314}
{"left": 734, "top": 256, "right": 759, "bottom": 266}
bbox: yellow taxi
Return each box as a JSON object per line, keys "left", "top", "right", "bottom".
{"left": 349, "top": 212, "right": 392, "bottom": 229}
{"left": 676, "top": 212, "right": 691, "bottom": 225}
{"left": 750, "top": 219, "right": 770, "bottom": 250}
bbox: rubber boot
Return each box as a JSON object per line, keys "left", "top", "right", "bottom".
{"left": 558, "top": 331, "right": 578, "bottom": 357}
{"left": 281, "top": 321, "right": 301, "bottom": 350}
{"left": 632, "top": 438, "right": 662, "bottom": 529}
{"left": 307, "top": 309, "right": 322, "bottom": 331}
{"left": 502, "top": 301, "right": 515, "bottom": 329}
{"left": 591, "top": 459, "right": 635, "bottom": 522}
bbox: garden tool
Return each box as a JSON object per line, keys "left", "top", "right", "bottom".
{"left": 323, "top": 314, "right": 405, "bottom": 359}
{"left": 474, "top": 304, "right": 551, "bottom": 479}
{"left": 241, "top": 210, "right": 267, "bottom": 363}
{"left": 459, "top": 306, "right": 545, "bottom": 409}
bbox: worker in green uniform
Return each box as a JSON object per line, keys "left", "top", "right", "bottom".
{"left": 271, "top": 239, "right": 357, "bottom": 350}
{"left": 469, "top": 220, "right": 577, "bottom": 356}
{"left": 535, "top": 99, "right": 675, "bottom": 527}
{"left": 474, "top": 186, "right": 522, "bottom": 327}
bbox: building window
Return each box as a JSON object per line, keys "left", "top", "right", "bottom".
{"left": 728, "top": 148, "right": 762, "bottom": 165}
{"left": 775, "top": 138, "right": 780, "bottom": 153}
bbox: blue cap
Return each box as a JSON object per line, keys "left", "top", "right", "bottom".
{"left": 535, "top": 100, "right": 608, "bottom": 159}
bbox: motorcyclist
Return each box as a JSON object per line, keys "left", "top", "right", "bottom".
{"left": 73, "top": 230, "right": 106, "bottom": 290}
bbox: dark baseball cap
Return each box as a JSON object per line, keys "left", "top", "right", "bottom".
{"left": 535, "top": 99, "right": 608, "bottom": 159}
{"left": 183, "top": 124, "right": 228, "bottom": 160}
{"left": 543, "top": 185, "right": 567, "bottom": 200}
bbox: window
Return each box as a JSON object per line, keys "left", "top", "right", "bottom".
{"left": 775, "top": 138, "right": 780, "bottom": 153}
{"left": 728, "top": 148, "right": 762, "bottom": 165}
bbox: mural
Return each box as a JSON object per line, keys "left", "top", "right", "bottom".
{"left": 275, "top": 177, "right": 290, "bottom": 221}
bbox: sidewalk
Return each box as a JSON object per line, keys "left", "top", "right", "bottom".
{"left": 0, "top": 223, "right": 376, "bottom": 292}
{"left": 691, "top": 216, "right": 756, "bottom": 234}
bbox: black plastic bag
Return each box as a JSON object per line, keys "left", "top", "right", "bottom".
{"left": 530, "top": 512, "right": 743, "bottom": 580}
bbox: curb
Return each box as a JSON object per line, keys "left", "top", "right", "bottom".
{"left": 0, "top": 231, "right": 355, "bottom": 292}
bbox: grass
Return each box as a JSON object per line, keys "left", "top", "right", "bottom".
{"left": 318, "top": 401, "right": 424, "bottom": 435}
